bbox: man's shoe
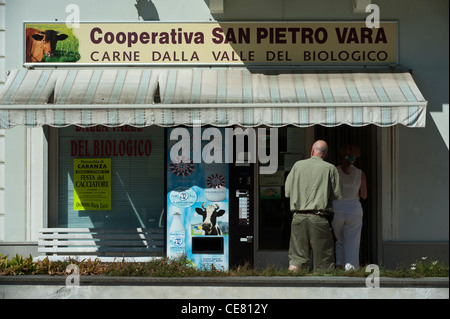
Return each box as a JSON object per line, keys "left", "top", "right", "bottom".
{"left": 288, "top": 265, "right": 299, "bottom": 273}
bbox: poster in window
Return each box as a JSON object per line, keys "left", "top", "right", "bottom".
{"left": 73, "top": 158, "right": 111, "bottom": 210}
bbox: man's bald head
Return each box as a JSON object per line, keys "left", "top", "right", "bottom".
{"left": 311, "top": 140, "right": 328, "bottom": 159}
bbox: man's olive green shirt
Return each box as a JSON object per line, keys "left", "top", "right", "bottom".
{"left": 285, "top": 156, "right": 343, "bottom": 212}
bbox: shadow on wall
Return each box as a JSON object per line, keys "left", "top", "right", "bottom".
{"left": 135, "top": 0, "right": 160, "bottom": 21}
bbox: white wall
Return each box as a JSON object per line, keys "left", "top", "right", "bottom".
{"left": 380, "top": 0, "right": 449, "bottom": 241}
{"left": 0, "top": 0, "right": 6, "bottom": 241}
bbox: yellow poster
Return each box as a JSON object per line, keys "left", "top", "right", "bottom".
{"left": 73, "top": 158, "right": 111, "bottom": 210}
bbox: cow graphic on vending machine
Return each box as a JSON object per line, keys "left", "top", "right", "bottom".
{"left": 195, "top": 203, "right": 226, "bottom": 236}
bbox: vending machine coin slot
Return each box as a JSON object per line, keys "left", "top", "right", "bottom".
{"left": 192, "top": 237, "right": 224, "bottom": 254}
{"left": 240, "top": 236, "right": 253, "bottom": 243}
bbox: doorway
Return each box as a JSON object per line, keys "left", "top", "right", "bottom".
{"left": 315, "top": 125, "right": 378, "bottom": 265}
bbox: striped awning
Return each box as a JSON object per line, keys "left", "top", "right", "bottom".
{"left": 0, "top": 68, "right": 427, "bottom": 128}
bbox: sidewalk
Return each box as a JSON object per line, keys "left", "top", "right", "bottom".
{"left": 1, "top": 275, "right": 448, "bottom": 299}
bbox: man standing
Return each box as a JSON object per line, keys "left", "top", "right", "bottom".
{"left": 285, "top": 140, "right": 342, "bottom": 273}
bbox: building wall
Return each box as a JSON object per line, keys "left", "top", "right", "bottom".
{"left": 0, "top": 0, "right": 448, "bottom": 266}
{"left": 384, "top": 0, "right": 448, "bottom": 242}
{"left": 0, "top": 0, "right": 6, "bottom": 242}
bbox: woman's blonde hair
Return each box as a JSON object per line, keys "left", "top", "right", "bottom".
{"left": 340, "top": 144, "right": 361, "bottom": 174}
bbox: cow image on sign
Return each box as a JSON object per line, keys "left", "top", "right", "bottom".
{"left": 195, "top": 203, "right": 225, "bottom": 236}
{"left": 26, "top": 28, "right": 68, "bottom": 62}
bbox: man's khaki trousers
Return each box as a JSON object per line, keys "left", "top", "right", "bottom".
{"left": 289, "top": 213, "right": 335, "bottom": 272}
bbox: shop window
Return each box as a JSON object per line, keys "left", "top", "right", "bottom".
{"left": 51, "top": 125, "right": 164, "bottom": 229}
{"left": 258, "top": 127, "right": 310, "bottom": 250}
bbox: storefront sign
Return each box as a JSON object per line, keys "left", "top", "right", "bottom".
{"left": 24, "top": 21, "right": 398, "bottom": 65}
{"left": 73, "top": 158, "right": 111, "bottom": 210}
{"left": 70, "top": 139, "right": 151, "bottom": 157}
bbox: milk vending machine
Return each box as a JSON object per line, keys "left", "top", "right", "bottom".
{"left": 166, "top": 127, "right": 254, "bottom": 270}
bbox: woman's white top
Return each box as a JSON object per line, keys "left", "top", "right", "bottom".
{"left": 333, "top": 165, "right": 363, "bottom": 214}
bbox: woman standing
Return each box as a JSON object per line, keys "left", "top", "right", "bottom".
{"left": 332, "top": 144, "right": 367, "bottom": 270}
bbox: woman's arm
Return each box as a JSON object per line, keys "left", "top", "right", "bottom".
{"left": 360, "top": 171, "right": 368, "bottom": 200}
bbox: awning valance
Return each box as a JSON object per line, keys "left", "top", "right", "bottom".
{"left": 0, "top": 68, "right": 427, "bottom": 128}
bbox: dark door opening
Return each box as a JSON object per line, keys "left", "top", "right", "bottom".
{"left": 315, "top": 125, "right": 378, "bottom": 265}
